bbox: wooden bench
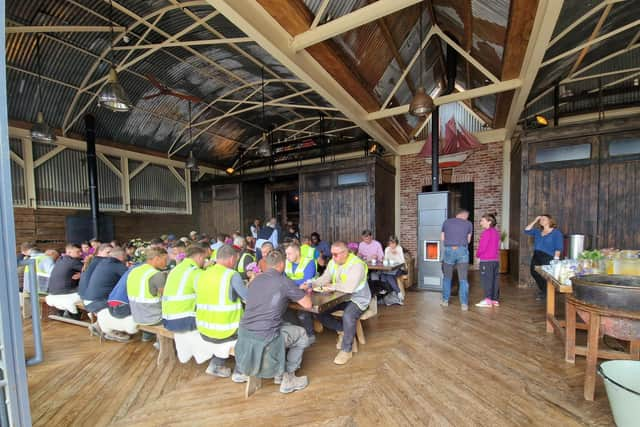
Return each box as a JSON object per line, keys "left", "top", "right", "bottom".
{"left": 38, "top": 296, "right": 93, "bottom": 327}
{"left": 136, "top": 324, "right": 235, "bottom": 368}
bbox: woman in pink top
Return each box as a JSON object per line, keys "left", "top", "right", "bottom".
{"left": 475, "top": 213, "right": 501, "bottom": 307}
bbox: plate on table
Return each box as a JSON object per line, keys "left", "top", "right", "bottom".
{"left": 312, "top": 286, "right": 332, "bottom": 293}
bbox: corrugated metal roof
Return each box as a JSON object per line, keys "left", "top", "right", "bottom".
{"left": 6, "top": 0, "right": 355, "bottom": 168}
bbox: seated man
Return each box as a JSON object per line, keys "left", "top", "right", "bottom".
{"left": 316, "top": 241, "right": 371, "bottom": 365}
{"left": 127, "top": 247, "right": 168, "bottom": 334}
{"left": 256, "top": 241, "right": 274, "bottom": 274}
{"left": 46, "top": 244, "right": 84, "bottom": 315}
{"left": 235, "top": 250, "right": 312, "bottom": 394}
{"left": 300, "top": 236, "right": 318, "bottom": 263}
{"left": 84, "top": 247, "right": 130, "bottom": 341}
{"left": 103, "top": 265, "right": 140, "bottom": 337}
{"left": 234, "top": 237, "right": 255, "bottom": 280}
{"left": 79, "top": 243, "right": 112, "bottom": 300}
{"left": 284, "top": 243, "right": 317, "bottom": 344}
{"left": 196, "top": 245, "right": 248, "bottom": 379}
{"left": 25, "top": 248, "right": 58, "bottom": 294}
{"left": 357, "top": 229, "right": 384, "bottom": 262}
{"left": 162, "top": 245, "right": 208, "bottom": 332}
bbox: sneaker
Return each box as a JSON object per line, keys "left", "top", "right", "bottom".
{"left": 274, "top": 374, "right": 282, "bottom": 385}
{"left": 152, "top": 341, "right": 160, "bottom": 351}
{"left": 279, "top": 372, "right": 308, "bottom": 394}
{"left": 205, "top": 363, "right": 231, "bottom": 378}
{"left": 475, "top": 298, "right": 493, "bottom": 308}
{"left": 461, "top": 304, "right": 469, "bottom": 311}
{"left": 334, "top": 350, "right": 353, "bottom": 365}
{"left": 491, "top": 300, "right": 500, "bottom": 307}
{"left": 231, "top": 371, "right": 248, "bottom": 383}
{"left": 440, "top": 300, "right": 449, "bottom": 307}
{"left": 336, "top": 331, "right": 343, "bottom": 350}
{"left": 104, "top": 331, "right": 131, "bottom": 343}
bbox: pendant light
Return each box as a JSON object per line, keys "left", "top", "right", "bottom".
{"left": 31, "top": 35, "right": 56, "bottom": 142}
{"left": 98, "top": 0, "right": 131, "bottom": 112}
{"left": 185, "top": 101, "right": 199, "bottom": 173}
{"left": 409, "top": 3, "right": 434, "bottom": 117}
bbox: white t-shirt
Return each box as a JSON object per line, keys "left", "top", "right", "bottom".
{"left": 384, "top": 245, "right": 405, "bottom": 264}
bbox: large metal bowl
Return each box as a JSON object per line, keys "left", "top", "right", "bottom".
{"left": 571, "top": 275, "right": 640, "bottom": 312}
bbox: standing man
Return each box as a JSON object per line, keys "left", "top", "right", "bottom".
{"left": 127, "top": 247, "right": 168, "bottom": 331}
{"left": 162, "top": 245, "right": 209, "bottom": 332}
{"left": 256, "top": 217, "right": 279, "bottom": 259}
{"left": 310, "top": 232, "right": 331, "bottom": 274}
{"left": 196, "top": 245, "right": 247, "bottom": 378}
{"left": 316, "top": 241, "right": 371, "bottom": 365}
{"left": 234, "top": 237, "right": 255, "bottom": 280}
{"left": 357, "top": 230, "right": 384, "bottom": 262}
{"left": 285, "top": 243, "right": 317, "bottom": 344}
{"left": 441, "top": 209, "right": 473, "bottom": 311}
{"left": 235, "top": 250, "right": 312, "bottom": 394}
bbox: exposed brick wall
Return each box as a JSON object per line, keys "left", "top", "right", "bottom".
{"left": 399, "top": 141, "right": 504, "bottom": 265}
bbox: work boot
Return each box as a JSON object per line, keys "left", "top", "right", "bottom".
{"left": 333, "top": 350, "right": 353, "bottom": 365}
{"left": 205, "top": 362, "right": 231, "bottom": 378}
{"left": 141, "top": 331, "right": 156, "bottom": 342}
{"left": 336, "top": 331, "right": 343, "bottom": 350}
{"left": 279, "top": 372, "right": 308, "bottom": 394}
{"left": 231, "top": 371, "right": 248, "bottom": 383}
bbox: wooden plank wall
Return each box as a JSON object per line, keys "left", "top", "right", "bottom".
{"left": 13, "top": 207, "right": 196, "bottom": 250}
{"left": 519, "top": 117, "right": 640, "bottom": 284}
{"left": 300, "top": 191, "right": 333, "bottom": 240}
{"left": 198, "top": 199, "right": 241, "bottom": 236}
{"left": 333, "top": 186, "right": 371, "bottom": 243}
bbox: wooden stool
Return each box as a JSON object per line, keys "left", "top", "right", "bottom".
{"left": 332, "top": 296, "right": 377, "bottom": 348}
{"left": 138, "top": 324, "right": 176, "bottom": 367}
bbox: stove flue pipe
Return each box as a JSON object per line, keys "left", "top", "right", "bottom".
{"left": 432, "top": 36, "right": 458, "bottom": 192}
{"left": 84, "top": 114, "right": 99, "bottom": 240}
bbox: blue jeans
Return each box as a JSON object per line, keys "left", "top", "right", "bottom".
{"left": 442, "top": 246, "right": 469, "bottom": 305}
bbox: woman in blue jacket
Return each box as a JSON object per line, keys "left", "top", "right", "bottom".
{"left": 525, "top": 214, "right": 563, "bottom": 300}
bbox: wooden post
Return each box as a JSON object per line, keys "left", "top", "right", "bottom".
{"left": 584, "top": 312, "right": 601, "bottom": 401}
{"left": 565, "top": 298, "right": 576, "bottom": 363}
{"left": 546, "top": 280, "right": 555, "bottom": 333}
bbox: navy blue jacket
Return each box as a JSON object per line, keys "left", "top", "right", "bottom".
{"left": 78, "top": 256, "right": 107, "bottom": 299}
{"left": 84, "top": 258, "right": 127, "bottom": 312}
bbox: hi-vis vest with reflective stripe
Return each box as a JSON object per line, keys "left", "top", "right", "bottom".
{"left": 285, "top": 257, "right": 314, "bottom": 281}
{"left": 236, "top": 251, "right": 255, "bottom": 273}
{"left": 300, "top": 244, "right": 315, "bottom": 260}
{"left": 196, "top": 263, "right": 243, "bottom": 340}
{"left": 327, "top": 253, "right": 368, "bottom": 292}
{"left": 24, "top": 254, "right": 50, "bottom": 294}
{"left": 127, "top": 264, "right": 161, "bottom": 304}
{"left": 162, "top": 258, "right": 201, "bottom": 321}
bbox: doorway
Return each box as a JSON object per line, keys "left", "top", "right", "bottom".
{"left": 423, "top": 182, "right": 475, "bottom": 254}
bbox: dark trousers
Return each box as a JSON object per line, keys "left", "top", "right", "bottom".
{"left": 530, "top": 250, "right": 554, "bottom": 293}
{"left": 319, "top": 301, "right": 364, "bottom": 352}
{"left": 479, "top": 261, "right": 500, "bottom": 300}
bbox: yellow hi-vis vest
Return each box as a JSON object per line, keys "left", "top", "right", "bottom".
{"left": 327, "top": 253, "right": 368, "bottom": 292}
{"left": 300, "top": 244, "right": 316, "bottom": 260}
{"left": 285, "top": 257, "right": 314, "bottom": 282}
{"left": 24, "top": 254, "right": 49, "bottom": 294}
{"left": 196, "top": 263, "right": 243, "bottom": 340}
{"left": 162, "top": 258, "right": 201, "bottom": 322}
{"left": 236, "top": 251, "right": 255, "bottom": 273}
{"left": 127, "top": 264, "right": 161, "bottom": 304}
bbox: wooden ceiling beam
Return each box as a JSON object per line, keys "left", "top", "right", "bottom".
{"left": 503, "top": 0, "right": 564, "bottom": 139}
{"left": 568, "top": 3, "right": 613, "bottom": 77}
{"left": 290, "top": 0, "right": 422, "bottom": 51}
{"left": 493, "top": 0, "right": 539, "bottom": 128}
{"left": 376, "top": 13, "right": 416, "bottom": 95}
{"left": 209, "top": 0, "right": 402, "bottom": 152}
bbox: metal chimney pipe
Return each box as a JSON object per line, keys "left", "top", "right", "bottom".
{"left": 432, "top": 35, "right": 458, "bottom": 192}
{"left": 84, "top": 114, "right": 99, "bottom": 240}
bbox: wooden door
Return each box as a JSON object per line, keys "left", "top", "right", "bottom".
{"left": 300, "top": 191, "right": 333, "bottom": 240}
{"left": 333, "top": 186, "right": 370, "bottom": 243}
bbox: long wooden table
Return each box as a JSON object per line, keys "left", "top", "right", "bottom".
{"left": 289, "top": 290, "right": 350, "bottom": 314}
{"left": 534, "top": 266, "right": 585, "bottom": 338}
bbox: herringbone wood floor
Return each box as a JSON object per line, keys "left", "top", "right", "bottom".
{"left": 24, "top": 273, "right": 614, "bottom": 426}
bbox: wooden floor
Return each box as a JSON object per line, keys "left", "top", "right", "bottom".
{"left": 24, "top": 273, "right": 614, "bottom": 426}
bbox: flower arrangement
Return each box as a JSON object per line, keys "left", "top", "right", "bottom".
{"left": 246, "top": 261, "right": 260, "bottom": 274}
{"left": 347, "top": 242, "right": 359, "bottom": 253}
{"left": 128, "top": 238, "right": 150, "bottom": 263}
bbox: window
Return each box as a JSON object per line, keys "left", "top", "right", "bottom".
{"left": 304, "top": 174, "right": 331, "bottom": 190}
{"left": 535, "top": 144, "right": 591, "bottom": 164}
{"left": 213, "top": 185, "right": 239, "bottom": 200}
{"left": 609, "top": 139, "right": 640, "bottom": 157}
{"left": 337, "top": 171, "right": 368, "bottom": 186}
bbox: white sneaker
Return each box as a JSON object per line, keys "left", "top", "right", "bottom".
{"left": 475, "top": 298, "right": 493, "bottom": 308}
